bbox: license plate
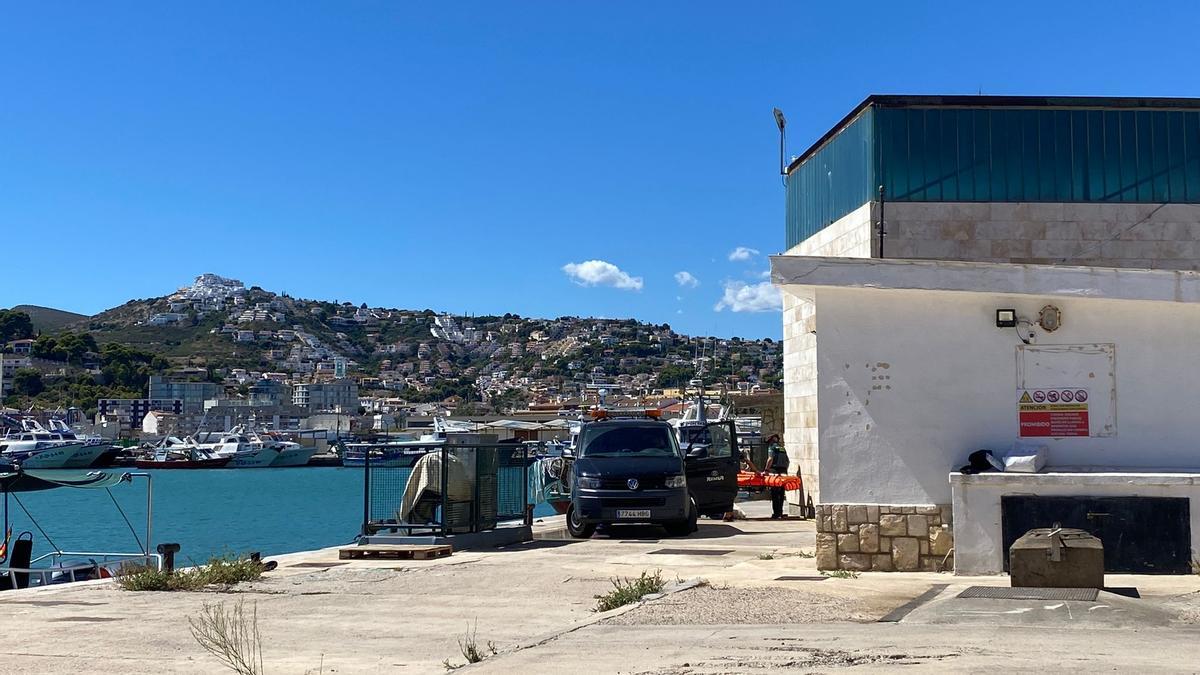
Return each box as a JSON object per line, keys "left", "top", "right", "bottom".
{"left": 617, "top": 509, "right": 651, "bottom": 519}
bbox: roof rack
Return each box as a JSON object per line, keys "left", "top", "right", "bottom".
{"left": 591, "top": 408, "right": 662, "bottom": 420}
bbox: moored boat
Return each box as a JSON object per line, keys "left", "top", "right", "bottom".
{"left": 134, "top": 450, "right": 232, "bottom": 470}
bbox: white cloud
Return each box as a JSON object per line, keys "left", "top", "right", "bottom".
{"left": 714, "top": 281, "right": 782, "bottom": 313}
{"left": 758, "top": 269, "right": 772, "bottom": 279}
{"left": 728, "top": 246, "right": 760, "bottom": 262}
{"left": 674, "top": 271, "right": 699, "bottom": 288}
{"left": 562, "top": 260, "right": 643, "bottom": 291}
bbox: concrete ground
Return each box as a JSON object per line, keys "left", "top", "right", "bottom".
{"left": 3, "top": 500, "right": 1200, "bottom": 673}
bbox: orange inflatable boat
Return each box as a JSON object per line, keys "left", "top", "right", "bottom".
{"left": 737, "top": 471, "right": 802, "bottom": 491}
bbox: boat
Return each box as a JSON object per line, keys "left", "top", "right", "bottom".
{"left": 0, "top": 420, "right": 108, "bottom": 469}
{"left": 0, "top": 467, "right": 163, "bottom": 589}
{"left": 252, "top": 431, "right": 318, "bottom": 468}
{"left": 194, "top": 426, "right": 280, "bottom": 468}
{"left": 46, "top": 420, "right": 110, "bottom": 469}
{"left": 134, "top": 447, "right": 232, "bottom": 469}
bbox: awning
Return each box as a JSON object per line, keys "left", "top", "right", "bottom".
{"left": 1, "top": 470, "right": 132, "bottom": 493}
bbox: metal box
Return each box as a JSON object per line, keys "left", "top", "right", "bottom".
{"left": 1010, "top": 527, "right": 1104, "bottom": 588}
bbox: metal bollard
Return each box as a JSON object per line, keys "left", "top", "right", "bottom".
{"left": 157, "top": 543, "right": 181, "bottom": 572}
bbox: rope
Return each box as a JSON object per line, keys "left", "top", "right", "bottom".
{"left": 106, "top": 488, "right": 144, "bottom": 553}
{"left": 11, "top": 494, "right": 59, "bottom": 552}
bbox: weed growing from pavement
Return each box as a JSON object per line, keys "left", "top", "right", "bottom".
{"left": 594, "top": 569, "right": 666, "bottom": 612}
{"left": 758, "top": 553, "right": 775, "bottom": 560}
{"left": 822, "top": 570, "right": 861, "bottom": 579}
{"left": 188, "top": 597, "right": 265, "bottom": 675}
{"left": 443, "top": 619, "right": 498, "bottom": 670}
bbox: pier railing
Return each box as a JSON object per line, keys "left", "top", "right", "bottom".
{"left": 359, "top": 442, "right": 534, "bottom": 537}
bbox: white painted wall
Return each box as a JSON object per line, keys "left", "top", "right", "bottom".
{"left": 952, "top": 471, "right": 1200, "bottom": 574}
{"left": 804, "top": 285, "right": 1200, "bottom": 506}
{"left": 781, "top": 202, "right": 875, "bottom": 506}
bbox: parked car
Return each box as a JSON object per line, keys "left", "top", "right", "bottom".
{"left": 564, "top": 410, "right": 739, "bottom": 538}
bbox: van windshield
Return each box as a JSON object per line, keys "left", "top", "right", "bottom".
{"left": 579, "top": 425, "right": 679, "bottom": 458}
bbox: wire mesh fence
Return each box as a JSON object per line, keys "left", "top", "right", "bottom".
{"left": 361, "top": 442, "right": 533, "bottom": 537}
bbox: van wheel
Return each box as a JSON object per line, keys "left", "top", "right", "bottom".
{"left": 665, "top": 499, "right": 698, "bottom": 537}
{"left": 566, "top": 504, "right": 595, "bottom": 539}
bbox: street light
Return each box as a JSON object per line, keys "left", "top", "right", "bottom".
{"left": 772, "top": 108, "right": 787, "bottom": 178}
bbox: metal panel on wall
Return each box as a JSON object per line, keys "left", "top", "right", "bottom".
{"left": 785, "top": 108, "right": 877, "bottom": 249}
{"left": 876, "top": 106, "right": 1200, "bottom": 204}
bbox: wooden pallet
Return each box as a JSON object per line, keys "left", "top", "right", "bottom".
{"left": 338, "top": 544, "right": 453, "bottom": 561}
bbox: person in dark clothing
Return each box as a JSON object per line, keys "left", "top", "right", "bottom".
{"left": 763, "top": 434, "right": 789, "bottom": 519}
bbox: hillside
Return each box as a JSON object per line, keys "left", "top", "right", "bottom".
{"left": 6, "top": 274, "right": 782, "bottom": 414}
{"left": 10, "top": 305, "right": 89, "bottom": 333}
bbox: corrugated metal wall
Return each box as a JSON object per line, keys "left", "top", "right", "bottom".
{"left": 786, "top": 103, "right": 1200, "bottom": 249}
{"left": 877, "top": 106, "right": 1200, "bottom": 204}
{"left": 785, "top": 108, "right": 876, "bottom": 249}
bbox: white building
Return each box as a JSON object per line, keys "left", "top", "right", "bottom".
{"left": 774, "top": 95, "right": 1200, "bottom": 575}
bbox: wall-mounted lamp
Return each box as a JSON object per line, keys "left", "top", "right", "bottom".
{"left": 995, "top": 309, "right": 1017, "bottom": 328}
{"left": 1038, "top": 305, "right": 1062, "bottom": 332}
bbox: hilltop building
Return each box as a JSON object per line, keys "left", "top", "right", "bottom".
{"left": 773, "top": 95, "right": 1200, "bottom": 574}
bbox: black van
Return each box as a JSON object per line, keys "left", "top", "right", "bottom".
{"left": 564, "top": 415, "right": 740, "bottom": 538}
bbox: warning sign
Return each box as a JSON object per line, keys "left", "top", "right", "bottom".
{"left": 1018, "top": 389, "right": 1090, "bottom": 437}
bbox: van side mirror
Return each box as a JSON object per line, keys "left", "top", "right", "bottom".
{"left": 687, "top": 446, "right": 708, "bottom": 459}
{"left": 561, "top": 447, "right": 574, "bottom": 458}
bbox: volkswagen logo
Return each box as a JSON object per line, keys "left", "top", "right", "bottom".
{"left": 627, "top": 478, "right": 639, "bottom": 490}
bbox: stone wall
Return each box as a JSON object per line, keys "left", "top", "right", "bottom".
{"left": 815, "top": 504, "right": 954, "bottom": 572}
{"left": 884, "top": 201, "right": 1200, "bottom": 270}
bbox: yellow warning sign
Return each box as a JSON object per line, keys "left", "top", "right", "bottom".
{"left": 1019, "top": 391, "right": 1033, "bottom": 404}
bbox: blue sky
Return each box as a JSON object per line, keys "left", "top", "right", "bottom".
{"left": 4, "top": 2, "right": 1200, "bottom": 338}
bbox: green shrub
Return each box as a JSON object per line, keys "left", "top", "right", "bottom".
{"left": 116, "top": 554, "right": 264, "bottom": 591}
{"left": 594, "top": 570, "right": 665, "bottom": 612}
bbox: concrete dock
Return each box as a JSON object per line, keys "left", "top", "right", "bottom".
{"left": 3, "top": 502, "right": 1200, "bottom": 673}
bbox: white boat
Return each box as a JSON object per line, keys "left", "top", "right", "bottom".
{"left": 251, "top": 432, "right": 317, "bottom": 468}
{"left": 46, "top": 420, "right": 109, "bottom": 469}
{"left": 192, "top": 426, "right": 280, "bottom": 468}
{"left": 0, "top": 420, "right": 107, "bottom": 469}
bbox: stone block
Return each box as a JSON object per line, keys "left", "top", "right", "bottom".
{"left": 920, "top": 557, "right": 941, "bottom": 572}
{"left": 906, "top": 515, "right": 929, "bottom": 536}
{"left": 849, "top": 524, "right": 859, "bottom": 533}
{"left": 847, "top": 505, "right": 868, "bottom": 524}
{"left": 901, "top": 507, "right": 916, "bottom": 515}
{"left": 940, "top": 505, "right": 953, "bottom": 525}
{"left": 930, "top": 526, "right": 953, "bottom": 556}
{"left": 919, "top": 538, "right": 929, "bottom": 555}
{"left": 879, "top": 514, "right": 907, "bottom": 537}
{"left": 892, "top": 538, "right": 920, "bottom": 572}
{"left": 871, "top": 554, "right": 894, "bottom": 572}
{"left": 839, "top": 554, "right": 872, "bottom": 572}
{"left": 832, "top": 505, "right": 848, "bottom": 533}
{"left": 879, "top": 536, "right": 891, "bottom": 552}
{"left": 858, "top": 524, "right": 879, "bottom": 553}
{"left": 866, "top": 505, "right": 880, "bottom": 523}
{"left": 819, "top": 514, "right": 832, "bottom": 533}
{"left": 837, "top": 534, "right": 860, "bottom": 553}
{"left": 815, "top": 533, "right": 837, "bottom": 570}
{"left": 915, "top": 505, "right": 941, "bottom": 516}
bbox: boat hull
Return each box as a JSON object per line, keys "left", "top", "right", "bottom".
{"left": 225, "top": 448, "right": 281, "bottom": 468}
{"left": 269, "top": 447, "right": 317, "bottom": 467}
{"left": 8, "top": 443, "right": 86, "bottom": 469}
{"left": 134, "top": 457, "right": 232, "bottom": 469}
{"left": 62, "top": 444, "right": 109, "bottom": 469}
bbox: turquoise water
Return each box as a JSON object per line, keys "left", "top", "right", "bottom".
{"left": 4, "top": 468, "right": 363, "bottom": 564}
{"left": 3, "top": 468, "right": 557, "bottom": 565}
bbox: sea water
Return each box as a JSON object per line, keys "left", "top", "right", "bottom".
{"left": 3, "top": 468, "right": 555, "bottom": 564}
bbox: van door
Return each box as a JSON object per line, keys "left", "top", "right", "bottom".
{"left": 683, "top": 421, "right": 740, "bottom": 516}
